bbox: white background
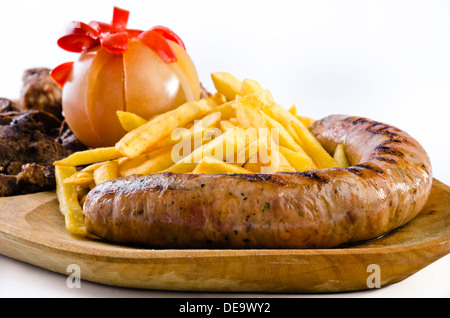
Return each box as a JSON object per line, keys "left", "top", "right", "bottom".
{"left": 0, "top": 0, "right": 449, "bottom": 298}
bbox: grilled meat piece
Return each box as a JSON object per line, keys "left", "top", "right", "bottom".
{"left": 18, "top": 68, "right": 63, "bottom": 119}
{"left": 0, "top": 110, "right": 86, "bottom": 196}
{"left": 0, "top": 68, "right": 86, "bottom": 196}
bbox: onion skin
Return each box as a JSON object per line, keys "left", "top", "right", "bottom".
{"left": 61, "top": 41, "right": 201, "bottom": 148}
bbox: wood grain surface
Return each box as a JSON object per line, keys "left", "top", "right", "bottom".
{"left": 0, "top": 179, "right": 449, "bottom": 293}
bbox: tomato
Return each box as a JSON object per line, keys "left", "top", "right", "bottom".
{"left": 51, "top": 7, "right": 201, "bottom": 148}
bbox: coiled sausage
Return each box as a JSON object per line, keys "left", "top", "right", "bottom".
{"left": 83, "top": 115, "right": 432, "bottom": 248}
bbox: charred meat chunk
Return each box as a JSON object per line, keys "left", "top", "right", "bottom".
{"left": 18, "top": 68, "right": 63, "bottom": 119}
{"left": 0, "top": 68, "right": 87, "bottom": 196}
{"left": 0, "top": 110, "right": 86, "bottom": 196}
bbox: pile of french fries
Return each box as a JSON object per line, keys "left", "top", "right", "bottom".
{"left": 54, "top": 72, "right": 350, "bottom": 235}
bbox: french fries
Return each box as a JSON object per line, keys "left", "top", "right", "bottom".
{"left": 93, "top": 160, "right": 119, "bottom": 184}
{"left": 157, "top": 111, "right": 222, "bottom": 149}
{"left": 279, "top": 146, "right": 317, "bottom": 171}
{"left": 116, "top": 111, "right": 148, "bottom": 132}
{"left": 192, "top": 156, "right": 252, "bottom": 174}
{"left": 54, "top": 71, "right": 343, "bottom": 235}
{"left": 240, "top": 78, "right": 263, "bottom": 96}
{"left": 298, "top": 115, "right": 316, "bottom": 128}
{"left": 63, "top": 171, "right": 94, "bottom": 187}
{"left": 119, "top": 146, "right": 174, "bottom": 177}
{"left": 334, "top": 144, "right": 350, "bottom": 168}
{"left": 166, "top": 128, "right": 242, "bottom": 173}
{"left": 54, "top": 147, "right": 123, "bottom": 167}
{"left": 55, "top": 166, "right": 87, "bottom": 235}
{"left": 261, "top": 102, "right": 338, "bottom": 169}
{"left": 289, "top": 105, "right": 316, "bottom": 127}
{"left": 211, "top": 72, "right": 242, "bottom": 101}
{"left": 116, "top": 98, "right": 212, "bottom": 158}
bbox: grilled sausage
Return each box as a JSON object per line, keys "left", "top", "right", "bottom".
{"left": 83, "top": 115, "right": 432, "bottom": 248}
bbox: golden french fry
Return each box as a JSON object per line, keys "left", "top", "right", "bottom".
{"left": 298, "top": 115, "right": 316, "bottom": 128}
{"left": 239, "top": 78, "right": 263, "bottom": 96}
{"left": 279, "top": 146, "right": 317, "bottom": 171}
{"left": 235, "top": 96, "right": 268, "bottom": 130}
{"left": 80, "top": 159, "right": 120, "bottom": 172}
{"left": 220, "top": 120, "right": 236, "bottom": 132}
{"left": 203, "top": 92, "right": 228, "bottom": 107}
{"left": 54, "top": 147, "right": 123, "bottom": 167}
{"left": 289, "top": 104, "right": 316, "bottom": 127}
{"left": 334, "top": 143, "right": 350, "bottom": 168}
{"left": 119, "top": 146, "right": 175, "bottom": 177}
{"left": 289, "top": 104, "right": 297, "bottom": 116}
{"left": 242, "top": 140, "right": 290, "bottom": 173}
{"left": 261, "top": 105, "right": 300, "bottom": 146}
{"left": 243, "top": 153, "right": 262, "bottom": 173}
{"left": 166, "top": 128, "right": 241, "bottom": 173}
{"left": 228, "top": 117, "right": 239, "bottom": 125}
{"left": 261, "top": 111, "right": 304, "bottom": 153}
{"left": 55, "top": 166, "right": 87, "bottom": 235}
{"left": 157, "top": 112, "right": 222, "bottom": 149}
{"left": 81, "top": 161, "right": 108, "bottom": 172}
{"left": 224, "top": 127, "right": 252, "bottom": 165}
{"left": 235, "top": 136, "right": 260, "bottom": 167}
{"left": 240, "top": 89, "right": 275, "bottom": 109}
{"left": 63, "top": 171, "right": 94, "bottom": 186}
{"left": 243, "top": 144, "right": 276, "bottom": 173}
{"left": 176, "top": 111, "right": 221, "bottom": 140}
{"left": 79, "top": 194, "right": 88, "bottom": 206}
{"left": 262, "top": 103, "right": 337, "bottom": 169}
{"left": 75, "top": 185, "right": 90, "bottom": 201}
{"left": 116, "top": 111, "right": 148, "bottom": 132}
{"left": 192, "top": 156, "right": 253, "bottom": 174}
{"left": 270, "top": 145, "right": 296, "bottom": 172}
{"left": 211, "top": 72, "right": 242, "bottom": 101}
{"left": 171, "top": 128, "right": 223, "bottom": 163}
{"left": 118, "top": 148, "right": 162, "bottom": 176}
{"left": 116, "top": 99, "right": 212, "bottom": 158}
{"left": 204, "top": 100, "right": 236, "bottom": 119}
{"left": 93, "top": 160, "right": 119, "bottom": 185}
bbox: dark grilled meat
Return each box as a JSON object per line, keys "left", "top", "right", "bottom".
{"left": 0, "top": 110, "right": 82, "bottom": 196}
{"left": 18, "top": 68, "right": 63, "bottom": 119}
{"left": 0, "top": 68, "right": 86, "bottom": 196}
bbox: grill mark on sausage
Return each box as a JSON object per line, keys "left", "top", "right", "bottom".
{"left": 348, "top": 117, "right": 406, "bottom": 141}
{"left": 347, "top": 117, "right": 372, "bottom": 125}
{"left": 373, "top": 156, "right": 397, "bottom": 164}
{"left": 353, "top": 119, "right": 409, "bottom": 144}
{"left": 145, "top": 183, "right": 192, "bottom": 192}
{"left": 346, "top": 167, "right": 364, "bottom": 176}
{"left": 299, "top": 171, "right": 329, "bottom": 183}
{"left": 379, "top": 139, "right": 403, "bottom": 147}
{"left": 365, "top": 122, "right": 384, "bottom": 133}
{"left": 354, "top": 164, "right": 384, "bottom": 174}
{"left": 375, "top": 145, "right": 404, "bottom": 158}
{"left": 237, "top": 173, "right": 288, "bottom": 186}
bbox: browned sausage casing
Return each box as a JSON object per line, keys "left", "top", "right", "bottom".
{"left": 83, "top": 115, "right": 433, "bottom": 248}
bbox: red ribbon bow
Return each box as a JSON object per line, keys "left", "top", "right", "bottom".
{"left": 51, "top": 7, "right": 186, "bottom": 88}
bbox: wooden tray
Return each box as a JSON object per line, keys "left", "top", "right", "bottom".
{"left": 0, "top": 178, "right": 449, "bottom": 293}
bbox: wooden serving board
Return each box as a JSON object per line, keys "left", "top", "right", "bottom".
{"left": 0, "top": 179, "right": 449, "bottom": 293}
